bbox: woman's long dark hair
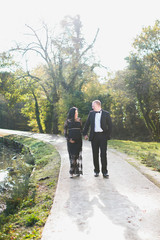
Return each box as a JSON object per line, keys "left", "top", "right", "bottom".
{"left": 67, "top": 107, "right": 77, "bottom": 122}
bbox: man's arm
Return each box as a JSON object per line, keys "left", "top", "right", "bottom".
{"left": 106, "top": 112, "right": 112, "bottom": 139}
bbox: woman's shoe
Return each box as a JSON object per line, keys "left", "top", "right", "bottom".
{"left": 70, "top": 174, "right": 73, "bottom": 178}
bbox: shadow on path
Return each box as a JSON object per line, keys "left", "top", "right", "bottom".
{"left": 1, "top": 129, "right": 160, "bottom": 240}
{"left": 67, "top": 175, "right": 143, "bottom": 240}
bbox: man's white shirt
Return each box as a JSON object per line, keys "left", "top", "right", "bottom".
{"left": 94, "top": 110, "right": 103, "bottom": 132}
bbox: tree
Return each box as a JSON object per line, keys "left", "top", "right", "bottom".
{"left": 105, "top": 70, "right": 149, "bottom": 140}
{"left": 125, "top": 54, "right": 160, "bottom": 141}
{"left": 126, "top": 20, "right": 160, "bottom": 141}
{"left": 14, "top": 71, "right": 44, "bottom": 133}
{"left": 12, "top": 15, "right": 99, "bottom": 134}
{"left": 0, "top": 53, "right": 30, "bottom": 130}
{"left": 133, "top": 20, "right": 160, "bottom": 69}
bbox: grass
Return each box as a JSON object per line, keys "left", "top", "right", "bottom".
{"left": 108, "top": 140, "right": 160, "bottom": 171}
{"left": 0, "top": 135, "right": 61, "bottom": 240}
{"left": 1, "top": 136, "right": 159, "bottom": 239}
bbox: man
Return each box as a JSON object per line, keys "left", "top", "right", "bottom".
{"left": 83, "top": 100, "right": 112, "bottom": 178}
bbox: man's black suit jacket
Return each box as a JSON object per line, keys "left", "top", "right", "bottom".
{"left": 83, "top": 110, "right": 112, "bottom": 141}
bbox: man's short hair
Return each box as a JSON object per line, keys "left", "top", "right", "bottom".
{"left": 92, "top": 100, "right": 101, "bottom": 106}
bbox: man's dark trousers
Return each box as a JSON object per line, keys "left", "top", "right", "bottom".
{"left": 91, "top": 132, "right": 108, "bottom": 174}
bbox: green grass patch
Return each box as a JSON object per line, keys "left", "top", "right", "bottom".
{"left": 0, "top": 135, "right": 61, "bottom": 240}
{"left": 108, "top": 140, "right": 160, "bottom": 171}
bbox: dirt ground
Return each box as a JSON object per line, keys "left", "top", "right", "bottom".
{"left": 1, "top": 129, "right": 160, "bottom": 240}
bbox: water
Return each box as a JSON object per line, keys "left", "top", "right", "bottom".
{"left": 0, "top": 143, "right": 20, "bottom": 186}
{"left": 0, "top": 171, "right": 8, "bottom": 183}
{"left": 0, "top": 141, "right": 34, "bottom": 213}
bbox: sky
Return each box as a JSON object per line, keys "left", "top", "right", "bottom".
{"left": 0, "top": 0, "right": 160, "bottom": 75}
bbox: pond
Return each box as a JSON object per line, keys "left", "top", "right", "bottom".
{"left": 0, "top": 140, "right": 34, "bottom": 213}
{"left": 0, "top": 142, "right": 21, "bottom": 188}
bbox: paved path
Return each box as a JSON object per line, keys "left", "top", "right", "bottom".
{"left": 1, "top": 129, "right": 160, "bottom": 240}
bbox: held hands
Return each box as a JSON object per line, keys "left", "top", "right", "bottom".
{"left": 84, "top": 135, "right": 88, "bottom": 140}
{"left": 69, "top": 138, "right": 75, "bottom": 143}
{"left": 69, "top": 136, "right": 88, "bottom": 142}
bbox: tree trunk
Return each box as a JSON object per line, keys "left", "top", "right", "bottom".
{"left": 138, "top": 97, "right": 158, "bottom": 140}
{"left": 32, "top": 91, "right": 44, "bottom": 133}
{"left": 44, "top": 101, "right": 59, "bottom": 134}
{"left": 52, "top": 104, "right": 59, "bottom": 134}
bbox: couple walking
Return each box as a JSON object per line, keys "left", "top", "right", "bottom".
{"left": 64, "top": 100, "right": 112, "bottom": 178}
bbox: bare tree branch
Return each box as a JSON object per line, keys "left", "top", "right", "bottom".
{"left": 79, "top": 28, "right": 99, "bottom": 60}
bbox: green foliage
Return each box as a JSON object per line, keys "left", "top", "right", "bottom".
{"left": 1, "top": 18, "right": 160, "bottom": 141}
{"left": 0, "top": 52, "right": 17, "bottom": 70}
{"left": 21, "top": 198, "right": 35, "bottom": 209}
{"left": 141, "top": 153, "right": 160, "bottom": 171}
{"left": 133, "top": 19, "right": 160, "bottom": 63}
{"left": 4, "top": 174, "right": 31, "bottom": 215}
{"left": 125, "top": 20, "right": 160, "bottom": 141}
{"left": 0, "top": 213, "right": 9, "bottom": 228}
{"left": 102, "top": 19, "right": 160, "bottom": 141}
{"left": 0, "top": 136, "right": 34, "bottom": 215}
{"left": 7, "top": 15, "right": 100, "bottom": 134}
{"left": 25, "top": 213, "right": 39, "bottom": 227}
{"left": 0, "top": 53, "right": 30, "bottom": 131}
{"left": 0, "top": 136, "right": 60, "bottom": 239}
{"left": 109, "top": 140, "right": 160, "bottom": 170}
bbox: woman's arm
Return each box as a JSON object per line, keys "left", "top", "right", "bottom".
{"left": 64, "top": 120, "right": 68, "bottom": 139}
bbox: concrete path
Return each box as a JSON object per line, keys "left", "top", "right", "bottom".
{"left": 1, "top": 129, "right": 160, "bottom": 240}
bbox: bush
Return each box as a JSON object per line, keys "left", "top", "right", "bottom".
{"left": 25, "top": 213, "right": 39, "bottom": 227}
{"left": 0, "top": 135, "right": 60, "bottom": 239}
{"left": 5, "top": 178, "right": 30, "bottom": 215}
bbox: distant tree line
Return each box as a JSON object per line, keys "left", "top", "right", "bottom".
{"left": 0, "top": 16, "right": 159, "bottom": 141}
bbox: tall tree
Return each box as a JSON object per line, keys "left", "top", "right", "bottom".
{"left": 125, "top": 55, "right": 160, "bottom": 141}
{"left": 105, "top": 70, "right": 149, "bottom": 140}
{"left": 128, "top": 20, "right": 160, "bottom": 140}
{"left": 133, "top": 20, "right": 160, "bottom": 69}
{"left": 12, "top": 15, "right": 99, "bottom": 133}
{"left": 0, "top": 52, "right": 30, "bottom": 130}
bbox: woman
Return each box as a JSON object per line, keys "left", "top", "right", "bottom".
{"left": 64, "top": 107, "right": 83, "bottom": 178}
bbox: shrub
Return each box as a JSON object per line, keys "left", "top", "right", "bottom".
{"left": 25, "top": 213, "right": 39, "bottom": 227}
{"left": 5, "top": 177, "right": 30, "bottom": 215}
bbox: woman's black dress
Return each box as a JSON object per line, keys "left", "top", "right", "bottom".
{"left": 64, "top": 119, "right": 83, "bottom": 175}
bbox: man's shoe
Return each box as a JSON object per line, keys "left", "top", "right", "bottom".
{"left": 103, "top": 173, "right": 109, "bottom": 179}
{"left": 94, "top": 172, "right": 99, "bottom": 177}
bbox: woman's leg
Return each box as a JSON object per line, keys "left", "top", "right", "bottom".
{"left": 77, "top": 150, "right": 83, "bottom": 175}
{"left": 69, "top": 155, "right": 76, "bottom": 174}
